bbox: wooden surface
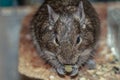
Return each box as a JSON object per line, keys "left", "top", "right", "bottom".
{"left": 18, "top": 3, "right": 108, "bottom": 80}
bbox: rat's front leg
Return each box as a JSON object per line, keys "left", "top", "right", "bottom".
{"left": 41, "top": 50, "right": 65, "bottom": 75}
{"left": 70, "top": 51, "right": 91, "bottom": 76}
{"left": 70, "top": 57, "right": 89, "bottom": 77}
{"left": 86, "top": 49, "right": 96, "bottom": 70}
{"left": 70, "top": 65, "right": 79, "bottom": 76}
{"left": 69, "top": 57, "right": 85, "bottom": 76}
{"left": 72, "top": 55, "right": 90, "bottom": 76}
{"left": 48, "top": 58, "right": 65, "bottom": 75}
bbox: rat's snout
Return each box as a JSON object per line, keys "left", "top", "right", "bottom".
{"left": 56, "top": 64, "right": 79, "bottom": 76}
{"left": 58, "top": 40, "right": 80, "bottom": 64}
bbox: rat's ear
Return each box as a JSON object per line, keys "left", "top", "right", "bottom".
{"left": 74, "top": 1, "right": 85, "bottom": 22}
{"left": 47, "top": 5, "right": 59, "bottom": 23}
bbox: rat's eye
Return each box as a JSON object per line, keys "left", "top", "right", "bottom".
{"left": 53, "top": 36, "right": 59, "bottom": 46}
{"left": 76, "top": 36, "right": 82, "bottom": 45}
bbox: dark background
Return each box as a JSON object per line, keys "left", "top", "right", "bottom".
{"left": 0, "top": 0, "right": 120, "bottom": 7}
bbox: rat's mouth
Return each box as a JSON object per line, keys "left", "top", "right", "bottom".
{"left": 56, "top": 55, "right": 80, "bottom": 76}
{"left": 65, "top": 64, "right": 79, "bottom": 76}
{"left": 56, "top": 64, "right": 79, "bottom": 76}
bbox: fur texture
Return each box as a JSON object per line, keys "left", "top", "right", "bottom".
{"left": 31, "top": 0, "right": 100, "bottom": 76}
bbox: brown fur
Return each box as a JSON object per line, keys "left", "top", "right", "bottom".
{"left": 31, "top": 0, "right": 100, "bottom": 76}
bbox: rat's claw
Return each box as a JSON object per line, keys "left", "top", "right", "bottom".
{"left": 70, "top": 65, "right": 79, "bottom": 76}
{"left": 56, "top": 66, "right": 65, "bottom": 75}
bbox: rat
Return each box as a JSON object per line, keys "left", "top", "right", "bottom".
{"left": 31, "top": 0, "right": 100, "bottom": 76}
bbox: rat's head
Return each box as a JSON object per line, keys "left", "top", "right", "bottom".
{"left": 39, "top": 2, "right": 95, "bottom": 75}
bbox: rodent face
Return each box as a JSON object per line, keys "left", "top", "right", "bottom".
{"left": 39, "top": 4, "right": 94, "bottom": 66}
{"left": 40, "top": 14, "right": 94, "bottom": 65}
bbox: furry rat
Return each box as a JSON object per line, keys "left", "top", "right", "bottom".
{"left": 31, "top": 0, "right": 100, "bottom": 76}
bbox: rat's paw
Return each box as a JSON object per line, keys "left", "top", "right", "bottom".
{"left": 86, "top": 59, "right": 96, "bottom": 70}
{"left": 56, "top": 66, "right": 65, "bottom": 76}
{"left": 70, "top": 65, "right": 79, "bottom": 77}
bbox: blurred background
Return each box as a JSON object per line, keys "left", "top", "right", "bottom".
{"left": 0, "top": 0, "right": 120, "bottom": 80}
